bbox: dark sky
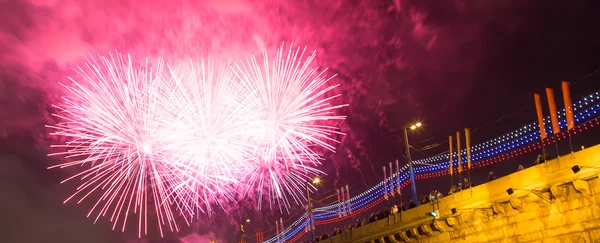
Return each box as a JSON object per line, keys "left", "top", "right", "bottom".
{"left": 1, "top": 0, "right": 600, "bottom": 242}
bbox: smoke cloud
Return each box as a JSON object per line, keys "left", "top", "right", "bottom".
{"left": 0, "top": 0, "right": 546, "bottom": 241}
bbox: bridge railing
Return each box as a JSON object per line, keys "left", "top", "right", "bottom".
{"left": 263, "top": 91, "right": 600, "bottom": 243}
{"left": 326, "top": 143, "right": 600, "bottom": 242}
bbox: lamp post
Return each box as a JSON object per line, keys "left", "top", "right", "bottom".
{"left": 306, "top": 177, "right": 320, "bottom": 242}
{"left": 403, "top": 122, "right": 421, "bottom": 205}
{"left": 240, "top": 223, "right": 244, "bottom": 243}
{"left": 240, "top": 218, "right": 250, "bottom": 243}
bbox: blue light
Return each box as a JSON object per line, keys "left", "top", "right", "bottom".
{"left": 262, "top": 92, "right": 600, "bottom": 243}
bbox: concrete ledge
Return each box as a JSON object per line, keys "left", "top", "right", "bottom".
{"left": 492, "top": 203, "right": 506, "bottom": 215}
{"left": 573, "top": 179, "right": 591, "bottom": 195}
{"left": 550, "top": 184, "right": 565, "bottom": 199}
{"left": 408, "top": 227, "right": 421, "bottom": 239}
{"left": 419, "top": 224, "right": 434, "bottom": 237}
{"left": 446, "top": 217, "right": 458, "bottom": 227}
{"left": 387, "top": 234, "right": 401, "bottom": 243}
{"left": 323, "top": 144, "right": 600, "bottom": 243}
{"left": 432, "top": 220, "right": 448, "bottom": 232}
{"left": 457, "top": 213, "right": 472, "bottom": 226}
{"left": 397, "top": 230, "right": 411, "bottom": 242}
{"left": 510, "top": 197, "right": 524, "bottom": 211}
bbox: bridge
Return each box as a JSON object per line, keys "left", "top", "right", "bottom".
{"left": 328, "top": 143, "right": 600, "bottom": 243}
{"left": 263, "top": 90, "right": 600, "bottom": 243}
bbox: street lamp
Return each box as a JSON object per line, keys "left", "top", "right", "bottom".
{"left": 240, "top": 218, "right": 250, "bottom": 243}
{"left": 410, "top": 122, "right": 422, "bottom": 130}
{"left": 306, "top": 177, "right": 320, "bottom": 242}
{"left": 240, "top": 223, "right": 244, "bottom": 243}
{"left": 404, "top": 122, "right": 421, "bottom": 206}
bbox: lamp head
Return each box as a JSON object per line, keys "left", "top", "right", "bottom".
{"left": 409, "top": 122, "right": 422, "bottom": 130}
{"left": 312, "top": 177, "right": 321, "bottom": 185}
{"left": 245, "top": 218, "right": 251, "bottom": 223}
{"left": 425, "top": 210, "right": 439, "bottom": 218}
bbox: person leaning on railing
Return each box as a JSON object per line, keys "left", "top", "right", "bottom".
{"left": 462, "top": 178, "right": 473, "bottom": 189}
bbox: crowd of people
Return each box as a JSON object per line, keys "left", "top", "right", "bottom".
{"left": 297, "top": 188, "right": 444, "bottom": 243}
{"left": 294, "top": 169, "right": 521, "bottom": 243}
{"left": 294, "top": 151, "right": 549, "bottom": 243}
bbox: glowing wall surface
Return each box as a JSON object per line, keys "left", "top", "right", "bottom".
{"left": 328, "top": 143, "right": 600, "bottom": 243}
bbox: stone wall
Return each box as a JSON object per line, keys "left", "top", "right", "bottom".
{"left": 326, "top": 144, "right": 600, "bottom": 243}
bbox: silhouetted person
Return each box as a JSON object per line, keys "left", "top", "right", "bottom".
{"left": 428, "top": 190, "right": 437, "bottom": 202}
{"left": 535, "top": 149, "right": 548, "bottom": 165}
{"left": 518, "top": 164, "right": 525, "bottom": 171}
{"left": 409, "top": 199, "right": 416, "bottom": 209}
{"left": 448, "top": 185, "right": 457, "bottom": 195}
{"left": 462, "top": 178, "right": 472, "bottom": 189}
{"left": 488, "top": 171, "right": 497, "bottom": 181}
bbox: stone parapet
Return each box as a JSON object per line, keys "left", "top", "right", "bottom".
{"left": 324, "top": 144, "right": 600, "bottom": 243}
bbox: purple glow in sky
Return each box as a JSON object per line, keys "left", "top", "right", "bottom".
{"left": 2, "top": 0, "right": 600, "bottom": 242}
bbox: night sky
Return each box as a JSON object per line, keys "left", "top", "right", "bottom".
{"left": 1, "top": 0, "right": 600, "bottom": 242}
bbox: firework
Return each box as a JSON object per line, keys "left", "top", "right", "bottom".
{"left": 47, "top": 53, "right": 182, "bottom": 237}
{"left": 48, "top": 44, "right": 347, "bottom": 234}
{"left": 157, "top": 58, "right": 259, "bottom": 218}
{"left": 233, "top": 43, "right": 347, "bottom": 210}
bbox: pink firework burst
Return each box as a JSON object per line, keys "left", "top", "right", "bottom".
{"left": 233, "top": 43, "right": 348, "bottom": 210}
{"left": 47, "top": 53, "right": 184, "bottom": 237}
{"left": 157, "top": 58, "right": 259, "bottom": 219}
{"left": 47, "top": 45, "right": 347, "bottom": 234}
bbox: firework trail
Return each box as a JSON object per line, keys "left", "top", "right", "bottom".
{"left": 233, "top": 43, "right": 348, "bottom": 211}
{"left": 47, "top": 53, "right": 182, "bottom": 237}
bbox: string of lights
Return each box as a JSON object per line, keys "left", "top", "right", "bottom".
{"left": 262, "top": 91, "right": 600, "bottom": 243}
{"left": 411, "top": 92, "right": 599, "bottom": 168}
{"left": 268, "top": 117, "right": 600, "bottom": 242}
{"left": 267, "top": 116, "right": 600, "bottom": 242}
{"left": 418, "top": 102, "right": 600, "bottom": 177}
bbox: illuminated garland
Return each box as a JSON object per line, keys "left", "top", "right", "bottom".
{"left": 263, "top": 91, "right": 600, "bottom": 243}
{"left": 312, "top": 99, "right": 600, "bottom": 220}
{"left": 272, "top": 116, "right": 600, "bottom": 242}
{"left": 413, "top": 92, "right": 600, "bottom": 168}
{"left": 417, "top": 103, "right": 600, "bottom": 177}
{"left": 270, "top": 116, "right": 600, "bottom": 243}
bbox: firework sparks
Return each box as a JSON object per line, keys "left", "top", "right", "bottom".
{"left": 47, "top": 44, "right": 347, "bottom": 234}
{"left": 234, "top": 43, "right": 348, "bottom": 211}
{"left": 157, "top": 58, "right": 260, "bottom": 218}
{"left": 47, "top": 53, "right": 181, "bottom": 237}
